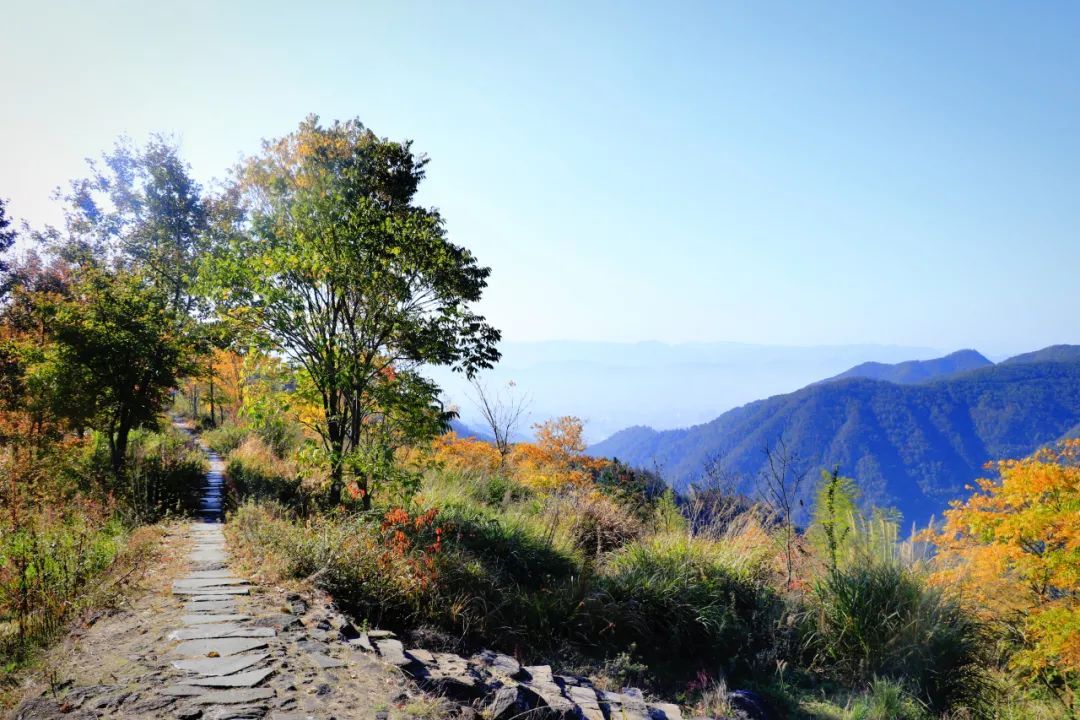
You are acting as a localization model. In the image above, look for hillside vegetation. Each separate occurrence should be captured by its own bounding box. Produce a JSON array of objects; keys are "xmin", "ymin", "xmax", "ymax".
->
[
  {"xmin": 590, "ymin": 355, "xmax": 1080, "ymax": 524},
  {"xmin": 1, "ymin": 120, "xmax": 1077, "ymax": 719}
]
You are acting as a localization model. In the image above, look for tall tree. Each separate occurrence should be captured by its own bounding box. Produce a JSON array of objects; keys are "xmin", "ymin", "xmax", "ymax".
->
[
  {"xmin": 210, "ymin": 116, "xmax": 500, "ymax": 506},
  {"xmin": 46, "ymin": 267, "xmax": 195, "ymax": 475},
  {"xmin": 48, "ymin": 135, "xmax": 216, "ymax": 315}
]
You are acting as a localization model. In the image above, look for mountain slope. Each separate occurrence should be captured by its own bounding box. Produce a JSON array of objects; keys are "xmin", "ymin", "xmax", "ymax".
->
[
  {"xmin": 589, "ymin": 360, "xmax": 1080, "ymax": 524},
  {"xmin": 822, "ymin": 349, "xmax": 992, "ymax": 385},
  {"xmin": 1001, "ymin": 344, "xmax": 1080, "ymax": 366}
]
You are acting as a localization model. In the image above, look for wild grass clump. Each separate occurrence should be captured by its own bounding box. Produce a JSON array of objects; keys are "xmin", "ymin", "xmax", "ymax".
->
[
  {"xmin": 225, "ymin": 437, "xmax": 306, "ymax": 509},
  {"xmin": 848, "ymin": 678, "xmax": 928, "ymax": 720},
  {"xmin": 807, "ymin": 563, "xmax": 990, "ymax": 716},
  {"xmin": 581, "ymin": 530, "xmax": 779, "ymax": 681}
]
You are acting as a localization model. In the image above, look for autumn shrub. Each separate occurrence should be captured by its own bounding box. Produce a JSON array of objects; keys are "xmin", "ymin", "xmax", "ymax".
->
[
  {"xmin": 565, "ymin": 490, "xmax": 644, "ymax": 557},
  {"xmin": 226, "ymin": 436, "xmax": 305, "ymax": 509},
  {"xmin": 806, "ymin": 563, "xmax": 990, "ymax": 716}
]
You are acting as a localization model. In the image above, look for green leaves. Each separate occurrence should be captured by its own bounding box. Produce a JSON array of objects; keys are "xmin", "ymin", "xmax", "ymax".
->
[{"xmin": 207, "ymin": 116, "xmax": 502, "ymax": 505}]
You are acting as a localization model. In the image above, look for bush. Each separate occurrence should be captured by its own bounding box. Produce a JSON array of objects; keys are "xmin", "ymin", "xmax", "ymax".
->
[
  {"xmin": 849, "ymin": 678, "xmax": 928, "ymax": 720},
  {"xmin": 122, "ymin": 428, "xmax": 208, "ymax": 522},
  {"xmin": 0, "ymin": 498, "xmax": 125, "ymax": 664},
  {"xmin": 225, "ymin": 437, "xmax": 305, "ymax": 509},
  {"xmin": 581, "ymin": 532, "xmax": 778, "ymax": 681},
  {"xmin": 566, "ymin": 491, "xmax": 644, "ymax": 557},
  {"xmin": 807, "ymin": 563, "xmax": 990, "ymax": 716},
  {"xmin": 202, "ymin": 422, "xmax": 250, "ymax": 456}
]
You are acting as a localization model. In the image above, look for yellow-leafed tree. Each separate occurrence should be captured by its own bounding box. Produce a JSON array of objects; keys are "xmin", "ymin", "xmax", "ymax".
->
[{"xmin": 927, "ymin": 439, "xmax": 1080, "ymax": 709}]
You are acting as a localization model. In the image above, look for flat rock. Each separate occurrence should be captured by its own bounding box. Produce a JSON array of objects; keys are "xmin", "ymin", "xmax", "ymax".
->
[
  {"xmin": 174, "ymin": 637, "xmax": 270, "ymax": 657},
  {"xmin": 184, "ymin": 569, "xmax": 235, "ymax": 579},
  {"xmin": 523, "ymin": 681, "xmax": 575, "ymax": 716},
  {"xmin": 568, "ymin": 686, "xmax": 605, "ymax": 720},
  {"xmin": 365, "ymin": 629, "xmax": 396, "ymax": 639},
  {"xmin": 374, "ymin": 638, "xmax": 412, "ymax": 667},
  {"xmin": 185, "ymin": 600, "xmax": 238, "ymax": 613},
  {"xmin": 524, "ymin": 665, "xmax": 554, "ymax": 684},
  {"xmin": 349, "ymin": 634, "xmax": 374, "ymax": 652},
  {"xmin": 169, "ymin": 624, "xmax": 276, "ymax": 641},
  {"xmin": 182, "ymin": 614, "xmax": 251, "ymax": 625},
  {"xmin": 472, "ymin": 649, "xmax": 522, "ymax": 679},
  {"xmin": 193, "ymin": 689, "xmax": 275, "ymax": 705},
  {"xmin": 161, "ymin": 686, "xmax": 205, "ymax": 697},
  {"xmin": 620, "ymin": 688, "xmax": 651, "ymax": 720},
  {"xmin": 174, "ymin": 577, "xmax": 248, "ymax": 589},
  {"xmin": 648, "ymin": 702, "xmax": 684, "ymax": 720},
  {"xmin": 187, "ymin": 668, "xmax": 275, "ymax": 688},
  {"xmin": 173, "ymin": 586, "xmax": 250, "ymax": 596},
  {"xmin": 172, "ymin": 653, "xmax": 268, "ymax": 676},
  {"xmin": 483, "ymin": 686, "xmax": 522, "ymax": 720},
  {"xmin": 309, "ymin": 652, "xmax": 346, "ymax": 669}
]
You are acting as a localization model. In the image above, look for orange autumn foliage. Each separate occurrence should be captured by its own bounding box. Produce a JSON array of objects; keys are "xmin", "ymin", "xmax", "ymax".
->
[
  {"xmin": 926, "ymin": 439, "xmax": 1080, "ymax": 705},
  {"xmin": 511, "ymin": 416, "xmax": 606, "ymax": 491},
  {"xmin": 430, "ymin": 432, "xmax": 502, "ymax": 475}
]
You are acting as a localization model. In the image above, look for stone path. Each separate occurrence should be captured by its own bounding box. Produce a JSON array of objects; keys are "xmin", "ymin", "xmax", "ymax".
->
[{"xmin": 9, "ymin": 439, "xmax": 409, "ymax": 720}]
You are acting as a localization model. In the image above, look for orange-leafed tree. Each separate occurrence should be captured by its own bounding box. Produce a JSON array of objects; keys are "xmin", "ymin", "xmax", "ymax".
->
[
  {"xmin": 512, "ymin": 416, "xmax": 605, "ymax": 491},
  {"xmin": 926, "ymin": 439, "xmax": 1080, "ymax": 710}
]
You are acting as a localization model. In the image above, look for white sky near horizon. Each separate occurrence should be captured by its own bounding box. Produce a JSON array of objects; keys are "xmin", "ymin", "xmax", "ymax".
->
[{"xmin": 2, "ymin": 1, "xmax": 1079, "ymax": 358}]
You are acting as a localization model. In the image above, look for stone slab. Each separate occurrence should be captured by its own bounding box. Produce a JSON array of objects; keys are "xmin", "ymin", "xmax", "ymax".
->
[
  {"xmin": 174, "ymin": 637, "xmax": 270, "ymax": 657},
  {"xmin": 309, "ymin": 652, "xmax": 345, "ymax": 669},
  {"xmin": 169, "ymin": 624, "xmax": 276, "ymax": 641},
  {"xmin": 172, "ymin": 586, "xmax": 250, "ymax": 596},
  {"xmin": 172, "ymin": 653, "xmax": 268, "ymax": 676},
  {"xmin": 186, "ymin": 668, "xmax": 275, "ymax": 688},
  {"xmin": 182, "ymin": 614, "xmax": 251, "ymax": 625},
  {"xmin": 174, "ymin": 577, "xmax": 248, "ymax": 588},
  {"xmin": 185, "ymin": 600, "xmax": 238, "ymax": 613},
  {"xmin": 192, "ymin": 689, "xmax": 275, "ymax": 705}
]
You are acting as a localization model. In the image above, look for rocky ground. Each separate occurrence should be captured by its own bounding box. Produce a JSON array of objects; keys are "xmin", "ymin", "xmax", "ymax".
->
[{"xmin": 7, "ymin": 440, "xmax": 726, "ymax": 720}]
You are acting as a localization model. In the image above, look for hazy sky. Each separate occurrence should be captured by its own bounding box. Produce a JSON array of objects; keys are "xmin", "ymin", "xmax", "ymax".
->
[{"xmin": 3, "ymin": 1, "xmax": 1078, "ymax": 355}]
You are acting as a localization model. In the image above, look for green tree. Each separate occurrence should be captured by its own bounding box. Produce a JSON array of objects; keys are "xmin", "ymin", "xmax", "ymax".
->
[
  {"xmin": 46, "ymin": 267, "xmax": 196, "ymax": 475},
  {"xmin": 49, "ymin": 136, "xmax": 215, "ymax": 315},
  {"xmin": 209, "ymin": 116, "xmax": 500, "ymax": 506},
  {"xmin": 808, "ymin": 468, "xmax": 860, "ymax": 573}
]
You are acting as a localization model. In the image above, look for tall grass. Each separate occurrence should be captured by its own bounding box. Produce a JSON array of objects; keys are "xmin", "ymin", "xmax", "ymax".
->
[{"xmin": 806, "ymin": 563, "xmax": 991, "ymax": 716}]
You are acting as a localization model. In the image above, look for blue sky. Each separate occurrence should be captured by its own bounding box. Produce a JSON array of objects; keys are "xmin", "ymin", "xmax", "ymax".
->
[{"xmin": 3, "ymin": 1, "xmax": 1079, "ymax": 355}]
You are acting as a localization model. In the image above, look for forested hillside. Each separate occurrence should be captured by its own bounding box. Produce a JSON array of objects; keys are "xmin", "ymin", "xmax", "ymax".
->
[{"xmin": 590, "ymin": 357, "xmax": 1080, "ymax": 523}]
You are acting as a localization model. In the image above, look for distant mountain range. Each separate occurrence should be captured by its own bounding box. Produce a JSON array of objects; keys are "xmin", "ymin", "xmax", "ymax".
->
[
  {"xmin": 588, "ymin": 346, "xmax": 1080, "ymax": 525},
  {"xmin": 427, "ymin": 341, "xmax": 943, "ymax": 442}
]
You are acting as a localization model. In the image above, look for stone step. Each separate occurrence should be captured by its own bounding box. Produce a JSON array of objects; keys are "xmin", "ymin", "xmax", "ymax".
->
[
  {"xmin": 186, "ymin": 668, "xmax": 275, "ymax": 688},
  {"xmin": 174, "ymin": 637, "xmax": 270, "ymax": 658},
  {"xmin": 172, "ymin": 653, "xmax": 269, "ymax": 677},
  {"xmin": 181, "ymin": 614, "xmax": 251, "ymax": 625},
  {"xmin": 169, "ymin": 625, "xmax": 276, "ymax": 641}
]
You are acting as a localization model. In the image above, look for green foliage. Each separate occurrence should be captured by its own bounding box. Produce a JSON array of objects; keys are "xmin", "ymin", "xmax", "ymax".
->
[
  {"xmin": 207, "ymin": 116, "xmax": 499, "ymax": 507},
  {"xmin": 583, "ymin": 533, "xmax": 778, "ymax": 681},
  {"xmin": 45, "ymin": 267, "xmax": 198, "ymax": 475},
  {"xmin": 808, "ymin": 469, "xmax": 860, "ymax": 573},
  {"xmin": 806, "ymin": 563, "xmax": 990, "ymax": 716},
  {"xmin": 848, "ymin": 679, "xmax": 928, "ymax": 720},
  {"xmin": 202, "ymin": 422, "xmax": 250, "ymax": 456}
]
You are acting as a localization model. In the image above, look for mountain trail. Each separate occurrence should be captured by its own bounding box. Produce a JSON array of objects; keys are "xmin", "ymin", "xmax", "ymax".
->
[{"xmin": 8, "ymin": 436, "xmax": 408, "ymax": 720}]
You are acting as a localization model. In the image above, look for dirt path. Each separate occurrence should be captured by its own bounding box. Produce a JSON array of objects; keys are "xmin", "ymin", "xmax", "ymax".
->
[{"xmin": 9, "ymin": 440, "xmax": 410, "ymax": 720}]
